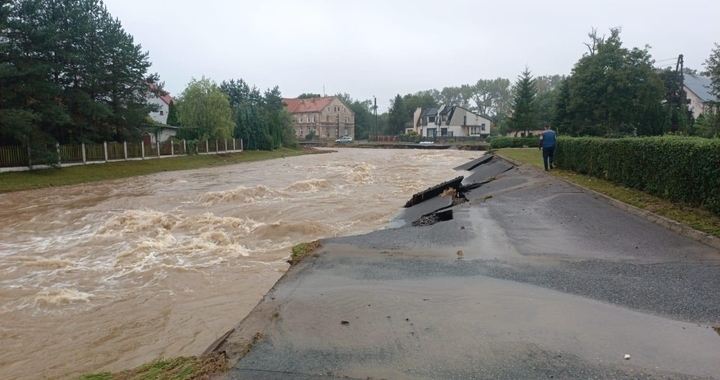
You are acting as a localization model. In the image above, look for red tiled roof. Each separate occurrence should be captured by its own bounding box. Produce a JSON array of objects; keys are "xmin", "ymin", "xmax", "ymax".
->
[
  {"xmin": 283, "ymin": 96, "xmax": 335, "ymax": 113},
  {"xmin": 147, "ymin": 82, "xmax": 174, "ymax": 105}
]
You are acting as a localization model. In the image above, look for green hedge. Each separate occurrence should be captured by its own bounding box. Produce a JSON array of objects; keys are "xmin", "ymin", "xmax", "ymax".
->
[
  {"xmin": 555, "ymin": 136, "xmax": 720, "ymax": 214},
  {"xmin": 490, "ymin": 137, "xmax": 539, "ymax": 149}
]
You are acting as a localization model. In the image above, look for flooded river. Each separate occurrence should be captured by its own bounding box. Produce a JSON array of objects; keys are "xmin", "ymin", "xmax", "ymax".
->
[{"xmin": 0, "ymin": 148, "xmax": 479, "ymax": 379}]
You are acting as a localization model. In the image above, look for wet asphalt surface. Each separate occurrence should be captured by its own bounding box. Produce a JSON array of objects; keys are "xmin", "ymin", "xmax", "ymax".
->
[{"xmin": 217, "ymin": 156, "xmax": 720, "ymax": 380}]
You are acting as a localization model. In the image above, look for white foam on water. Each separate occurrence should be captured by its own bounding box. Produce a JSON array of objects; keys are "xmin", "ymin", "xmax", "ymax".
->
[{"xmin": 34, "ymin": 288, "xmax": 93, "ymax": 305}]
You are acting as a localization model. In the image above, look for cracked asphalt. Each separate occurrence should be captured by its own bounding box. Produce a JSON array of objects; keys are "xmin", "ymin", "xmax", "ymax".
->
[{"xmin": 214, "ymin": 157, "xmax": 720, "ymax": 380}]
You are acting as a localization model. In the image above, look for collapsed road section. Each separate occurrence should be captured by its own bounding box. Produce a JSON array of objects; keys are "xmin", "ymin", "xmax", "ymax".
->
[{"xmin": 400, "ymin": 154, "xmax": 515, "ymax": 227}]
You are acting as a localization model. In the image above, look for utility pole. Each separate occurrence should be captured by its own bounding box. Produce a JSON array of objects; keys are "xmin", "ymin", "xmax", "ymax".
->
[
  {"xmin": 373, "ymin": 96, "xmax": 377, "ymax": 142},
  {"xmin": 669, "ymin": 54, "xmax": 685, "ymax": 132}
]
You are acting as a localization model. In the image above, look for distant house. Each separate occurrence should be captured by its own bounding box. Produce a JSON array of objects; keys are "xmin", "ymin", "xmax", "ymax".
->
[
  {"xmin": 142, "ymin": 126, "xmax": 179, "ymax": 144},
  {"xmin": 684, "ymin": 74, "xmax": 717, "ymax": 119},
  {"xmin": 408, "ymin": 106, "xmax": 491, "ymax": 138},
  {"xmin": 283, "ymin": 96, "xmax": 355, "ymax": 140},
  {"xmin": 147, "ymin": 83, "xmax": 174, "ymax": 125}
]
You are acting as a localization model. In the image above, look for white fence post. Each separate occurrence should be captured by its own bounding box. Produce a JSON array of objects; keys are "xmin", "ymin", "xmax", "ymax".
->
[
  {"xmin": 215, "ymin": 140, "xmax": 219, "ymax": 153},
  {"xmin": 241, "ymin": 139, "xmax": 243, "ymax": 151},
  {"xmin": 141, "ymin": 142, "xmax": 145, "ymax": 160},
  {"xmin": 156, "ymin": 141, "xmax": 160, "ymax": 157},
  {"xmin": 171, "ymin": 141, "xmax": 174, "ymax": 156},
  {"xmin": 56, "ymin": 143, "xmax": 61, "ymax": 167},
  {"xmin": 103, "ymin": 142, "xmax": 108, "ymax": 162},
  {"xmin": 205, "ymin": 140, "xmax": 209, "ymax": 154},
  {"xmin": 232, "ymin": 139, "xmax": 236, "ymax": 151},
  {"xmin": 224, "ymin": 139, "xmax": 228, "ymax": 152},
  {"xmin": 82, "ymin": 143, "xmax": 87, "ymax": 164},
  {"xmin": 27, "ymin": 146, "xmax": 32, "ymax": 170},
  {"xmin": 183, "ymin": 140, "xmax": 187, "ymax": 154},
  {"xmin": 124, "ymin": 141, "xmax": 128, "ymax": 160}
]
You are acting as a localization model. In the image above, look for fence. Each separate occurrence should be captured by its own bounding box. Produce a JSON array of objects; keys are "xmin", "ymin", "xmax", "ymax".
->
[
  {"xmin": 0, "ymin": 138, "xmax": 244, "ymax": 172},
  {"xmin": 375, "ymin": 135, "xmax": 487, "ymax": 143}
]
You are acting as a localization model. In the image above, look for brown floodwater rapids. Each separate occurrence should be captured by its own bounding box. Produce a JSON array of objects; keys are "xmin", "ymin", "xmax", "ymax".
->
[{"xmin": 0, "ymin": 148, "xmax": 480, "ymax": 380}]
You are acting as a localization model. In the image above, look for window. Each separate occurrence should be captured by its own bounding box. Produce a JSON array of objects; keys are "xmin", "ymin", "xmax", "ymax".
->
[
  {"xmin": 344, "ymin": 128, "xmax": 348, "ymax": 136},
  {"xmin": 428, "ymin": 116, "xmax": 436, "ymax": 123},
  {"xmin": 345, "ymin": 117, "xmax": 349, "ymax": 123},
  {"xmin": 298, "ymin": 117, "xmax": 303, "ymax": 123},
  {"xmin": 160, "ymin": 111, "xmax": 164, "ymax": 116},
  {"xmin": 306, "ymin": 116, "xmax": 310, "ymax": 123},
  {"xmin": 463, "ymin": 116, "xmax": 467, "ymax": 125},
  {"xmin": 481, "ymin": 123, "xmax": 486, "ymax": 131},
  {"xmin": 300, "ymin": 128, "xmax": 304, "ymax": 135}
]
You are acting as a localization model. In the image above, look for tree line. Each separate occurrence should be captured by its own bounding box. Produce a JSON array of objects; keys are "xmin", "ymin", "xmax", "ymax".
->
[
  {"xmin": 378, "ymin": 28, "xmax": 720, "ymax": 139},
  {"xmin": 0, "ymin": 0, "xmax": 166, "ymax": 162},
  {"xmin": 172, "ymin": 77, "xmax": 297, "ymax": 151}
]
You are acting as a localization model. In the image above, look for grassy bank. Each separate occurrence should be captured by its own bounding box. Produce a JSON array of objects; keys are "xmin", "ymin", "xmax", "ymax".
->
[
  {"xmin": 496, "ymin": 148, "xmax": 720, "ymax": 239},
  {"xmin": 76, "ymin": 353, "xmax": 227, "ymax": 380},
  {"xmin": 0, "ymin": 148, "xmax": 320, "ymax": 193}
]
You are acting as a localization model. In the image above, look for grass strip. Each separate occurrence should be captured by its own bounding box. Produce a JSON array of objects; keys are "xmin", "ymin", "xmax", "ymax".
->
[
  {"xmin": 288, "ymin": 240, "xmax": 322, "ymax": 265},
  {"xmin": 496, "ymin": 148, "xmax": 720, "ymax": 239},
  {"xmin": 0, "ymin": 148, "xmax": 320, "ymax": 193},
  {"xmin": 75, "ymin": 352, "xmax": 228, "ymax": 380}
]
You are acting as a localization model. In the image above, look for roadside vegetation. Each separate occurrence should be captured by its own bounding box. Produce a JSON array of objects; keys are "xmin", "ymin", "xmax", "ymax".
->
[
  {"xmin": 75, "ymin": 353, "xmax": 227, "ymax": 380},
  {"xmin": 496, "ymin": 148, "xmax": 720, "ymax": 239},
  {"xmin": 0, "ymin": 148, "xmax": 319, "ymax": 193},
  {"xmin": 288, "ymin": 241, "xmax": 322, "ymax": 265}
]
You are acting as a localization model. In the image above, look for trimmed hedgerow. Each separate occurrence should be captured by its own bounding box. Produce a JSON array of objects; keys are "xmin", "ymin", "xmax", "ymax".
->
[
  {"xmin": 555, "ymin": 136, "xmax": 720, "ymax": 214},
  {"xmin": 489, "ymin": 137, "xmax": 540, "ymax": 149}
]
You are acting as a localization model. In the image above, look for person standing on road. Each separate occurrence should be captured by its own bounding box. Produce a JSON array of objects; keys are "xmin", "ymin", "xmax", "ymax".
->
[{"xmin": 538, "ymin": 124, "xmax": 556, "ymax": 171}]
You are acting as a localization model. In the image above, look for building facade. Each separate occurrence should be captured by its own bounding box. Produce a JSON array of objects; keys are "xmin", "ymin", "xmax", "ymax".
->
[
  {"xmin": 283, "ymin": 96, "xmax": 355, "ymax": 140},
  {"xmin": 684, "ymin": 74, "xmax": 716, "ymax": 119},
  {"xmin": 408, "ymin": 106, "xmax": 491, "ymax": 138}
]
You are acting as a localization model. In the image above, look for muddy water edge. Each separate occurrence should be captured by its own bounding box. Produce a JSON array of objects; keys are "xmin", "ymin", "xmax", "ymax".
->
[{"xmin": 0, "ymin": 148, "xmax": 481, "ymax": 380}]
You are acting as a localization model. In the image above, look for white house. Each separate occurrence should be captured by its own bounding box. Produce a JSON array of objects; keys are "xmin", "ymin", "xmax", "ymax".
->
[
  {"xmin": 684, "ymin": 74, "xmax": 716, "ymax": 119},
  {"xmin": 146, "ymin": 83, "xmax": 174, "ymax": 125},
  {"xmin": 408, "ymin": 106, "xmax": 491, "ymax": 138}
]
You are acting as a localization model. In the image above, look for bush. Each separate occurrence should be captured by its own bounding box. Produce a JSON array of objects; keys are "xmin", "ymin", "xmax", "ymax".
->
[
  {"xmin": 489, "ymin": 137, "xmax": 539, "ymax": 149},
  {"xmin": 555, "ymin": 136, "xmax": 720, "ymax": 214}
]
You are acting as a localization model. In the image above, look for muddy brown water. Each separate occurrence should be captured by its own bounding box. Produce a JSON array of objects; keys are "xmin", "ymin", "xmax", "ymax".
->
[{"xmin": 0, "ymin": 148, "xmax": 480, "ymax": 380}]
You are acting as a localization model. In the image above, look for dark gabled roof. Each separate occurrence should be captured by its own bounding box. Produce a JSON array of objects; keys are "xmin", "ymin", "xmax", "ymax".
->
[
  {"xmin": 439, "ymin": 106, "xmax": 453, "ymax": 115},
  {"xmin": 422, "ymin": 108, "xmax": 439, "ymax": 117},
  {"xmin": 684, "ymin": 74, "xmax": 715, "ymax": 102}
]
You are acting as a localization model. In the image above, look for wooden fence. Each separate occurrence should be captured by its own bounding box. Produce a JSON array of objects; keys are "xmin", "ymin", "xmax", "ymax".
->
[{"xmin": 0, "ymin": 138, "xmax": 244, "ymax": 171}]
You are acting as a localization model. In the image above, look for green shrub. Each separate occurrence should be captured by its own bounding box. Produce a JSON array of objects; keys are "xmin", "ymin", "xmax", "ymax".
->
[
  {"xmin": 489, "ymin": 137, "xmax": 539, "ymax": 149},
  {"xmin": 555, "ymin": 136, "xmax": 720, "ymax": 214}
]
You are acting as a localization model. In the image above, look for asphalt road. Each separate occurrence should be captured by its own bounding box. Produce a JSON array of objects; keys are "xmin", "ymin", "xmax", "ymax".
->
[{"xmin": 215, "ymin": 157, "xmax": 720, "ymax": 380}]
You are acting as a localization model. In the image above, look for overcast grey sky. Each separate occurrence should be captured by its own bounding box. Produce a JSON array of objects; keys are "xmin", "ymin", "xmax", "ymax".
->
[{"xmin": 105, "ymin": 0, "xmax": 720, "ymax": 110}]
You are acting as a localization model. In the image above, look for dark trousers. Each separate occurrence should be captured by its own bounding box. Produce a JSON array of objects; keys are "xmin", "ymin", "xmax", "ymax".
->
[{"xmin": 542, "ymin": 146, "xmax": 555, "ymax": 170}]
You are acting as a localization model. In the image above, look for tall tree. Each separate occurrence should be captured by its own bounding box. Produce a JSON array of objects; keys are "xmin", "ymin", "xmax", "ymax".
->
[
  {"xmin": 387, "ymin": 94, "xmax": 408, "ymax": 134},
  {"xmin": 166, "ymin": 100, "xmax": 179, "ymax": 126},
  {"xmin": 0, "ymin": 0, "xmax": 161, "ymax": 160},
  {"xmin": 558, "ymin": 28, "xmax": 665, "ymax": 136},
  {"xmin": 705, "ymin": 43, "xmax": 720, "ymax": 105},
  {"xmin": 176, "ymin": 77, "xmax": 235, "ymax": 140},
  {"xmin": 700, "ymin": 43, "xmax": 720, "ymax": 137},
  {"xmin": 220, "ymin": 79, "xmax": 296, "ymax": 150},
  {"xmin": 507, "ymin": 67, "xmax": 538, "ymax": 136}
]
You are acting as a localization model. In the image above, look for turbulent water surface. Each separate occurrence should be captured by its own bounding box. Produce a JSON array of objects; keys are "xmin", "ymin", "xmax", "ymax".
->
[{"xmin": 0, "ymin": 148, "xmax": 479, "ymax": 379}]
